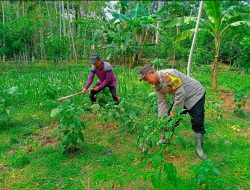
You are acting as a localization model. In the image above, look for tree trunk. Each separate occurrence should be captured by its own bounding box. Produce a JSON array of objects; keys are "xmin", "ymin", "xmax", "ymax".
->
[
  {"xmin": 212, "ymin": 38, "xmax": 220, "ymax": 91},
  {"xmin": 187, "ymin": 0, "xmax": 203, "ymax": 76},
  {"xmin": 61, "ymin": 1, "xmax": 66, "ymax": 37},
  {"xmin": 22, "ymin": 1, "xmax": 25, "ymax": 16},
  {"xmin": 67, "ymin": 1, "xmax": 78, "ymax": 63},
  {"xmin": 137, "ymin": 29, "xmax": 148, "ymax": 65},
  {"xmin": 128, "ymin": 52, "xmax": 135, "ymax": 68},
  {"xmin": 59, "ymin": 1, "xmax": 62, "ymax": 38},
  {"xmin": 155, "ymin": 1, "xmax": 162, "ymax": 44},
  {"xmin": 45, "ymin": 1, "xmax": 52, "ymax": 31},
  {"xmin": 172, "ymin": 25, "xmax": 180, "ymax": 68},
  {"xmin": 16, "ymin": 2, "xmax": 19, "ymax": 19},
  {"xmin": 2, "ymin": 1, "xmax": 5, "ymax": 62}
]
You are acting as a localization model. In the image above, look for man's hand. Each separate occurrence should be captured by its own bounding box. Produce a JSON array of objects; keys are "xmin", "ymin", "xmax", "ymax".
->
[
  {"xmin": 81, "ymin": 88, "xmax": 88, "ymax": 94},
  {"xmin": 93, "ymin": 86, "xmax": 100, "ymax": 91},
  {"xmin": 168, "ymin": 111, "xmax": 175, "ymax": 119}
]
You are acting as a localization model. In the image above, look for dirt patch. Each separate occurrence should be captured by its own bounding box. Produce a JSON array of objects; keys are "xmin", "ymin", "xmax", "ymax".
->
[
  {"xmin": 32, "ymin": 123, "xmax": 58, "ymax": 147},
  {"xmin": 0, "ymin": 163, "xmax": 7, "ymax": 171},
  {"xmin": 238, "ymin": 128, "xmax": 250, "ymax": 140},
  {"xmin": 97, "ymin": 122, "xmax": 118, "ymax": 130},
  {"xmin": 7, "ymin": 149, "xmax": 16, "ymax": 155},
  {"xmin": 220, "ymin": 92, "xmax": 250, "ymax": 112},
  {"xmin": 166, "ymin": 155, "xmax": 185, "ymax": 165}
]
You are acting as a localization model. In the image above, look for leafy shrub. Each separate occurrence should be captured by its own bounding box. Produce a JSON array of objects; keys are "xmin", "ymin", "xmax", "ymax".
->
[
  {"xmin": 138, "ymin": 111, "xmax": 187, "ymax": 189},
  {"xmin": 232, "ymin": 36, "xmax": 250, "ymax": 73},
  {"xmin": 151, "ymin": 58, "xmax": 167, "ymax": 70},
  {"xmin": 45, "ymin": 36, "xmax": 70, "ymax": 63},
  {"xmin": 142, "ymin": 44, "xmax": 165, "ymax": 59},
  {"xmin": 196, "ymin": 161, "xmax": 220, "ymax": 190},
  {"xmin": 50, "ymin": 101, "xmax": 86, "ymax": 153},
  {"xmin": 205, "ymin": 99, "xmax": 224, "ymax": 119},
  {"xmin": 10, "ymin": 149, "xmax": 30, "ymax": 169},
  {"xmin": 0, "ymin": 87, "xmax": 18, "ymax": 127},
  {"xmin": 233, "ymin": 92, "xmax": 248, "ymax": 117},
  {"xmin": 43, "ymin": 84, "xmax": 60, "ymax": 110},
  {"xmin": 98, "ymin": 100, "xmax": 140, "ymax": 133}
]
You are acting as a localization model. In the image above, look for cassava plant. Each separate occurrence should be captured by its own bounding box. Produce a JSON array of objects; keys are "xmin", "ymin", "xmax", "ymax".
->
[
  {"xmin": 138, "ymin": 110, "xmax": 186, "ymax": 189},
  {"xmin": 50, "ymin": 101, "xmax": 86, "ymax": 153}
]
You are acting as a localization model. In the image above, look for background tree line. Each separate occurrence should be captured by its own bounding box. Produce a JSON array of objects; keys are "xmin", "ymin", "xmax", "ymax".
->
[{"xmin": 0, "ymin": 1, "xmax": 249, "ymax": 89}]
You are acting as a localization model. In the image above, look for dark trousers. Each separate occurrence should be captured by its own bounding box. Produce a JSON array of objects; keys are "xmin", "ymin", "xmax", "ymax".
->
[
  {"xmin": 90, "ymin": 83, "xmax": 119, "ymax": 103},
  {"xmin": 169, "ymin": 93, "xmax": 206, "ymax": 134}
]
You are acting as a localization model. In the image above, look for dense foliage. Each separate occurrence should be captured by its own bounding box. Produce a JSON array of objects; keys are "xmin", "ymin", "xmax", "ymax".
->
[
  {"xmin": 0, "ymin": 1, "xmax": 249, "ymax": 189},
  {"xmin": 0, "ymin": 1, "xmax": 249, "ymax": 69}
]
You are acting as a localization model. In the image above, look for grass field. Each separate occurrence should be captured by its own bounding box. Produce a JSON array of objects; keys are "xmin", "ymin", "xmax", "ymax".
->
[{"xmin": 0, "ymin": 62, "xmax": 249, "ymax": 190}]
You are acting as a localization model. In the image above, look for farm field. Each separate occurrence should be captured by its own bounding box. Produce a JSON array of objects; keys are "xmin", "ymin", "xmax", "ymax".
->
[
  {"xmin": 1, "ymin": 1, "xmax": 249, "ymax": 189},
  {"xmin": 0, "ymin": 63, "xmax": 249, "ymax": 190}
]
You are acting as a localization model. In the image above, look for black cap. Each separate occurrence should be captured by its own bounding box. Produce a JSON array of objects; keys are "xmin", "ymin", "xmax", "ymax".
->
[
  {"xmin": 89, "ymin": 53, "xmax": 101, "ymax": 64},
  {"xmin": 139, "ymin": 66, "xmax": 154, "ymax": 81}
]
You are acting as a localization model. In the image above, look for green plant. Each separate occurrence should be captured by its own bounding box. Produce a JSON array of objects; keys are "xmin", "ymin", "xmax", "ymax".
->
[
  {"xmin": 0, "ymin": 86, "xmax": 18, "ymax": 127},
  {"xmin": 43, "ymin": 84, "xmax": 60, "ymax": 111},
  {"xmin": 45, "ymin": 36, "xmax": 71, "ymax": 64},
  {"xmin": 98, "ymin": 100, "xmax": 140, "ymax": 133},
  {"xmin": 146, "ymin": 147, "xmax": 178, "ymax": 190},
  {"xmin": 50, "ymin": 101, "xmax": 86, "ymax": 153},
  {"xmin": 205, "ymin": 99, "xmax": 224, "ymax": 119},
  {"xmin": 138, "ymin": 111, "xmax": 186, "ymax": 189},
  {"xmin": 168, "ymin": 1, "xmax": 250, "ymax": 90},
  {"xmin": 196, "ymin": 161, "xmax": 220, "ymax": 190},
  {"xmin": 233, "ymin": 92, "xmax": 247, "ymax": 117},
  {"xmin": 10, "ymin": 148, "xmax": 30, "ymax": 169}
]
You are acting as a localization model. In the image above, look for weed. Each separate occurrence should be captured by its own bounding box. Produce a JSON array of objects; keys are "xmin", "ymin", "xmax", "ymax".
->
[{"xmin": 10, "ymin": 148, "xmax": 30, "ymax": 169}]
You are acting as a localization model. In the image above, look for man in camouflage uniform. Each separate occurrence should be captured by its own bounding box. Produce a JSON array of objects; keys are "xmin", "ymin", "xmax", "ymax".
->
[{"xmin": 139, "ymin": 66, "xmax": 207, "ymax": 160}]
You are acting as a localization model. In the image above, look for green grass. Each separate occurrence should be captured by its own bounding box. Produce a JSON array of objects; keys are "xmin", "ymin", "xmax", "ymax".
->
[{"xmin": 0, "ymin": 63, "xmax": 249, "ymax": 189}]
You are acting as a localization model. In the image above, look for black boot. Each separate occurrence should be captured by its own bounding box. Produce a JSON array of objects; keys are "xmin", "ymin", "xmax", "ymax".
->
[{"xmin": 195, "ymin": 133, "xmax": 207, "ymax": 160}]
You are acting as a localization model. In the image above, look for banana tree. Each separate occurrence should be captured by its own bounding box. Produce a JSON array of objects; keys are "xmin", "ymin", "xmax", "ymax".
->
[
  {"xmin": 203, "ymin": 1, "xmax": 249, "ymax": 91},
  {"xmin": 167, "ymin": 1, "xmax": 249, "ymax": 91},
  {"xmin": 108, "ymin": 2, "xmax": 160, "ymax": 67}
]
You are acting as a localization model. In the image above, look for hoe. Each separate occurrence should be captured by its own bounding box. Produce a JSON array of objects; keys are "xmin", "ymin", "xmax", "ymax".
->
[{"xmin": 57, "ymin": 88, "xmax": 94, "ymax": 103}]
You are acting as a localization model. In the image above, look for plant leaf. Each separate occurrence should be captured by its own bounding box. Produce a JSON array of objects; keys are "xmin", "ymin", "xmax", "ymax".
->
[
  {"xmin": 163, "ymin": 17, "xmax": 196, "ymax": 27},
  {"xmin": 204, "ymin": 1, "xmax": 221, "ymax": 26},
  {"xmin": 229, "ymin": 20, "xmax": 250, "ymax": 27},
  {"xmin": 174, "ymin": 29, "xmax": 195, "ymax": 42},
  {"xmin": 5, "ymin": 87, "xmax": 18, "ymax": 95},
  {"xmin": 50, "ymin": 107, "xmax": 61, "ymax": 118}
]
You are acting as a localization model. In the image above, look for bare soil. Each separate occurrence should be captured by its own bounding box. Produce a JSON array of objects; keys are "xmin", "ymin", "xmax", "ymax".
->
[{"xmin": 220, "ymin": 92, "xmax": 250, "ymax": 112}]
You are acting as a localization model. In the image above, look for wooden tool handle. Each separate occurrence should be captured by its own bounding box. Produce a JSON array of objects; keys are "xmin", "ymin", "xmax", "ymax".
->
[
  {"xmin": 57, "ymin": 92, "xmax": 82, "ymax": 102},
  {"xmin": 57, "ymin": 88, "xmax": 94, "ymax": 102}
]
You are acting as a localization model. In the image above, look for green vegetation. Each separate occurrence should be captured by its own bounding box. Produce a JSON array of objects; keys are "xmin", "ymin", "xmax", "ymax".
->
[
  {"xmin": 0, "ymin": 1, "xmax": 249, "ymax": 189},
  {"xmin": 0, "ymin": 63, "xmax": 249, "ymax": 189},
  {"xmin": 0, "ymin": 86, "xmax": 18, "ymax": 126},
  {"xmin": 50, "ymin": 101, "xmax": 86, "ymax": 153}
]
